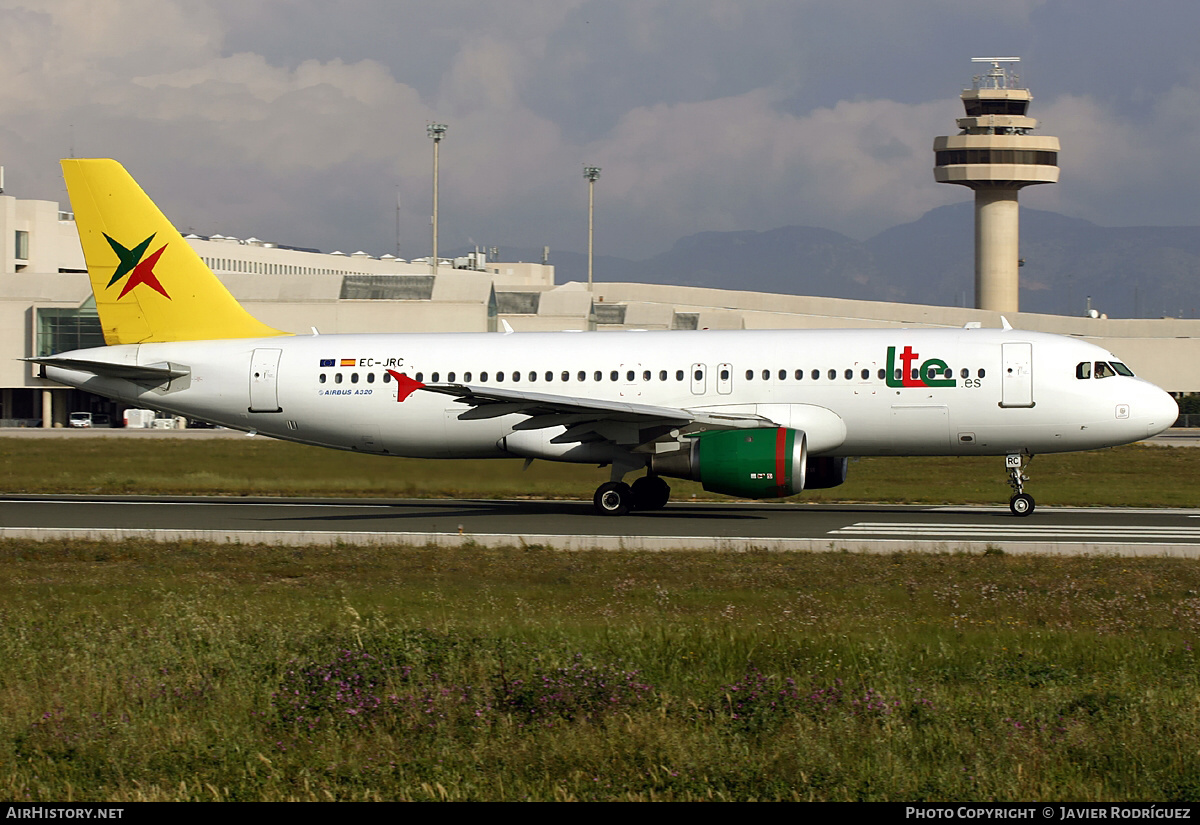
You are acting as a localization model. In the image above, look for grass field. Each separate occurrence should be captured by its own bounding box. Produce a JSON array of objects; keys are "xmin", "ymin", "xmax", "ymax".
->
[
  {"xmin": 1, "ymin": 436, "xmax": 1197, "ymax": 801},
  {"xmin": 1, "ymin": 435, "xmax": 1197, "ymax": 507},
  {"xmin": 0, "ymin": 540, "xmax": 1198, "ymax": 801}
]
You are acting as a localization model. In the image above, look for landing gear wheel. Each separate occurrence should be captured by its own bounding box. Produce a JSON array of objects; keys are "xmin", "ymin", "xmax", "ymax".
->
[
  {"xmin": 1009, "ymin": 493, "xmax": 1035, "ymax": 517},
  {"xmin": 594, "ymin": 481, "xmax": 633, "ymax": 516},
  {"xmin": 631, "ymin": 476, "xmax": 671, "ymax": 510},
  {"xmin": 1005, "ymin": 453, "xmax": 1035, "ymax": 517}
]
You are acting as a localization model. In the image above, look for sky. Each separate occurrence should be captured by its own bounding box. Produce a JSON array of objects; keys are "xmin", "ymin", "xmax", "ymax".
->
[{"xmin": 1, "ymin": 0, "xmax": 1197, "ymax": 262}]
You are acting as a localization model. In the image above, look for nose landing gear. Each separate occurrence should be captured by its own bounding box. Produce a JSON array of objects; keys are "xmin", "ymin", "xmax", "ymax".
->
[{"xmin": 1006, "ymin": 453, "xmax": 1035, "ymax": 517}]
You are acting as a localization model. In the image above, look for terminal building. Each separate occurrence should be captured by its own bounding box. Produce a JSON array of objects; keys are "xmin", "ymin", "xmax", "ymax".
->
[{"xmin": 3, "ymin": 184, "xmax": 1197, "ymax": 428}]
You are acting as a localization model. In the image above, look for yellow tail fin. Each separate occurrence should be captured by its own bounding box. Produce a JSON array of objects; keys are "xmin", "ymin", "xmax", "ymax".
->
[{"xmin": 61, "ymin": 159, "xmax": 288, "ymax": 345}]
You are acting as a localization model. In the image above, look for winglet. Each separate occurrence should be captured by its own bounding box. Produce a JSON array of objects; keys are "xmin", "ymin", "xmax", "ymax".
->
[{"xmin": 61, "ymin": 159, "xmax": 289, "ymax": 345}]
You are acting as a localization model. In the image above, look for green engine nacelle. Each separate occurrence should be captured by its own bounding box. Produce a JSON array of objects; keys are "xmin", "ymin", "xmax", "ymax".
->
[{"xmin": 651, "ymin": 427, "xmax": 808, "ymax": 499}]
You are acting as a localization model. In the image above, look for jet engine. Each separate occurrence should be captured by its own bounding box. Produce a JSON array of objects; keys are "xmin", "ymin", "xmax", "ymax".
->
[
  {"xmin": 804, "ymin": 456, "xmax": 849, "ymax": 489},
  {"xmin": 650, "ymin": 427, "xmax": 807, "ymax": 499}
]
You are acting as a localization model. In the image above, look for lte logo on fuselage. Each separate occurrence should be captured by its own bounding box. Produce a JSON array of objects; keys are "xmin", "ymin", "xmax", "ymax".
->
[{"xmin": 884, "ymin": 346, "xmax": 956, "ymax": 389}]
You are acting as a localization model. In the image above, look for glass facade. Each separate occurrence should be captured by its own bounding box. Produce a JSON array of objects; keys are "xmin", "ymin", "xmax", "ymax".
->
[
  {"xmin": 36, "ymin": 307, "xmax": 105, "ymax": 357},
  {"xmin": 935, "ymin": 149, "xmax": 1058, "ymax": 167}
]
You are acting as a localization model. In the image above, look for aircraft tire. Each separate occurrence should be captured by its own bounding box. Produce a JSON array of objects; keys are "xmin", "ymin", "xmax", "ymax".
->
[
  {"xmin": 594, "ymin": 481, "xmax": 633, "ymax": 516},
  {"xmin": 1009, "ymin": 493, "xmax": 1035, "ymax": 517},
  {"xmin": 631, "ymin": 476, "xmax": 671, "ymax": 510}
]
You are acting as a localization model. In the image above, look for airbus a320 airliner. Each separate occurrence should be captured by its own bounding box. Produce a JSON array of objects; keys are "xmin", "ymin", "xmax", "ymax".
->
[{"xmin": 32, "ymin": 159, "xmax": 1178, "ymax": 516}]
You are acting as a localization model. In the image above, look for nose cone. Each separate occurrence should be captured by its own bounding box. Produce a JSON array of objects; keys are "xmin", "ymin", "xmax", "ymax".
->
[{"xmin": 1143, "ymin": 388, "xmax": 1179, "ymax": 437}]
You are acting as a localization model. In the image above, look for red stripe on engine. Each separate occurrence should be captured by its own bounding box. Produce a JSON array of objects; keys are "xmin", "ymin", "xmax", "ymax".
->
[{"xmin": 775, "ymin": 427, "xmax": 788, "ymax": 491}]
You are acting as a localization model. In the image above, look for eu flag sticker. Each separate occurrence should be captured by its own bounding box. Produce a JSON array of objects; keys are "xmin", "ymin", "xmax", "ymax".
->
[{"xmin": 319, "ymin": 358, "xmax": 335, "ymax": 367}]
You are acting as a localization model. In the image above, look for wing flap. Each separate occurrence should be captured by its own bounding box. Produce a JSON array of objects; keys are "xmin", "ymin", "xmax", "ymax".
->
[{"xmin": 421, "ymin": 382, "xmax": 773, "ymax": 449}]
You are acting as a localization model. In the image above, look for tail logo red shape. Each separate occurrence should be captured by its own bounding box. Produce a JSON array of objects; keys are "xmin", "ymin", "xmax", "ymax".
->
[{"xmin": 387, "ymin": 369, "xmax": 425, "ymax": 402}]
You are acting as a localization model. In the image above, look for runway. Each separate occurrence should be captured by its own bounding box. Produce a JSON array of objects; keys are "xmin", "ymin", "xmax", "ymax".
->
[{"xmin": 3, "ymin": 495, "xmax": 1200, "ymax": 556}]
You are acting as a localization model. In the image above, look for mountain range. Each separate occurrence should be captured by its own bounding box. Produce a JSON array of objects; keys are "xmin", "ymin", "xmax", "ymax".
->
[{"xmin": 473, "ymin": 204, "xmax": 1200, "ymax": 319}]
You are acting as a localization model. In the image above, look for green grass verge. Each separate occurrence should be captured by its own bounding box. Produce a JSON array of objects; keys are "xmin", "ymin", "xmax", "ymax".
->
[
  {"xmin": 1, "ymin": 540, "xmax": 1198, "ymax": 801},
  {"xmin": 1, "ymin": 436, "xmax": 1197, "ymax": 506}
]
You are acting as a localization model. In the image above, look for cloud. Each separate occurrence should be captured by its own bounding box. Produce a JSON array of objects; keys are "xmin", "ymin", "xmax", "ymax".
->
[{"xmin": 0, "ymin": 0, "xmax": 1195, "ymax": 263}]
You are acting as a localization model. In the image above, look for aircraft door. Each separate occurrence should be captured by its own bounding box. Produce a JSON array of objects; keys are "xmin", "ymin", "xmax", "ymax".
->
[
  {"xmin": 1000, "ymin": 343, "xmax": 1034, "ymax": 408},
  {"xmin": 690, "ymin": 363, "xmax": 707, "ymax": 395},
  {"xmin": 249, "ymin": 348, "xmax": 283, "ymax": 413},
  {"xmin": 619, "ymin": 363, "xmax": 642, "ymax": 397},
  {"xmin": 717, "ymin": 363, "xmax": 733, "ymax": 395}
]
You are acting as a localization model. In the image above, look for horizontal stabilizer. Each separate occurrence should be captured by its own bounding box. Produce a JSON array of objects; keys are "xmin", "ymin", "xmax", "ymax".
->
[{"xmin": 24, "ymin": 356, "xmax": 188, "ymax": 384}]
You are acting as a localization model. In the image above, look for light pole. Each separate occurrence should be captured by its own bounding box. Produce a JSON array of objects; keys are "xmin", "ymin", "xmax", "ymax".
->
[
  {"xmin": 427, "ymin": 123, "xmax": 448, "ymax": 274},
  {"xmin": 583, "ymin": 166, "xmax": 600, "ymax": 290}
]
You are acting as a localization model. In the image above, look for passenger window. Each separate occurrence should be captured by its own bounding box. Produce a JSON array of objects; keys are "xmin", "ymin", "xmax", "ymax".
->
[
  {"xmin": 694, "ymin": 369, "xmax": 703, "ymax": 381},
  {"xmin": 828, "ymin": 369, "xmax": 836, "ymax": 380},
  {"xmin": 496, "ymin": 371, "xmax": 504, "ymax": 382},
  {"xmin": 720, "ymin": 369, "xmax": 730, "ymax": 381},
  {"xmin": 611, "ymin": 371, "xmax": 619, "ymax": 381},
  {"xmin": 961, "ymin": 367, "xmax": 970, "ymax": 379},
  {"xmin": 746, "ymin": 370, "xmax": 754, "ymax": 380},
  {"xmin": 779, "ymin": 370, "xmax": 787, "ymax": 380},
  {"xmin": 480, "ymin": 371, "xmax": 489, "ymax": 382},
  {"xmin": 642, "ymin": 370, "xmax": 651, "ymax": 381},
  {"xmin": 844, "ymin": 369, "xmax": 853, "ymax": 380},
  {"xmin": 412, "ymin": 373, "xmax": 421, "ymax": 382},
  {"xmin": 528, "ymin": 372, "xmax": 537, "ymax": 382},
  {"xmin": 464, "ymin": 372, "xmax": 472, "ymax": 382},
  {"xmin": 1076, "ymin": 362, "xmax": 1091, "ymax": 379},
  {"xmin": 545, "ymin": 371, "xmax": 553, "ymax": 382},
  {"xmin": 447, "ymin": 372, "xmax": 455, "ymax": 382},
  {"xmin": 335, "ymin": 373, "xmax": 343, "ymax": 384},
  {"xmin": 319, "ymin": 374, "xmax": 327, "ymax": 384},
  {"xmin": 594, "ymin": 371, "xmax": 602, "ymax": 381},
  {"xmin": 577, "ymin": 371, "xmax": 586, "ymax": 382},
  {"xmin": 796, "ymin": 370, "xmax": 804, "ymax": 380},
  {"xmin": 367, "ymin": 373, "xmax": 375, "ymax": 384},
  {"xmin": 659, "ymin": 370, "xmax": 667, "ymax": 381},
  {"xmin": 811, "ymin": 369, "xmax": 819, "ymax": 380},
  {"xmin": 763, "ymin": 369, "xmax": 770, "ymax": 380},
  {"xmin": 562, "ymin": 371, "xmax": 570, "ymax": 382},
  {"xmin": 382, "ymin": 372, "xmax": 392, "ymax": 383},
  {"xmin": 626, "ymin": 370, "xmax": 635, "ymax": 381},
  {"xmin": 430, "ymin": 372, "xmax": 438, "ymax": 383},
  {"xmin": 877, "ymin": 369, "xmax": 885, "ymax": 380},
  {"xmin": 676, "ymin": 370, "xmax": 685, "ymax": 381}
]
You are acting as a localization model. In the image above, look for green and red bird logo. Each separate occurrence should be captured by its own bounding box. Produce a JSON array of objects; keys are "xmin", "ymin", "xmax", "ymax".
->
[{"xmin": 104, "ymin": 233, "xmax": 171, "ymax": 299}]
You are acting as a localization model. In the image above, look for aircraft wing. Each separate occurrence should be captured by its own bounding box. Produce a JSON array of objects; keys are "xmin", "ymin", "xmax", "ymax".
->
[{"xmin": 420, "ymin": 382, "xmax": 771, "ymax": 448}]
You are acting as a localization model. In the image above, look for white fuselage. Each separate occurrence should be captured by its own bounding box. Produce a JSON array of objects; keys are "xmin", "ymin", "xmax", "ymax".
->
[{"xmin": 45, "ymin": 327, "xmax": 1177, "ymax": 461}]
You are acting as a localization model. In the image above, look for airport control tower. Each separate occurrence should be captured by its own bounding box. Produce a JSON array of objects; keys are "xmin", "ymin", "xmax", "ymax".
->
[{"xmin": 933, "ymin": 58, "xmax": 1059, "ymax": 313}]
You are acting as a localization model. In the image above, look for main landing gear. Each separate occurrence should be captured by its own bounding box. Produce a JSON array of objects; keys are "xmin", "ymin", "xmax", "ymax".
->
[
  {"xmin": 593, "ymin": 475, "xmax": 671, "ymax": 516},
  {"xmin": 1006, "ymin": 453, "xmax": 1035, "ymax": 517}
]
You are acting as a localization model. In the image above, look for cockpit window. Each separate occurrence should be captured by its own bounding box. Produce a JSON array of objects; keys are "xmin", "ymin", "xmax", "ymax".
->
[
  {"xmin": 1111, "ymin": 362, "xmax": 1134, "ymax": 377},
  {"xmin": 1094, "ymin": 361, "xmax": 1116, "ymax": 379},
  {"xmin": 1076, "ymin": 361, "xmax": 1091, "ymax": 379}
]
